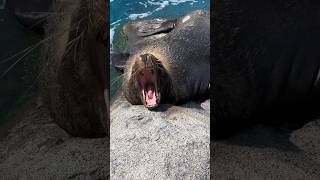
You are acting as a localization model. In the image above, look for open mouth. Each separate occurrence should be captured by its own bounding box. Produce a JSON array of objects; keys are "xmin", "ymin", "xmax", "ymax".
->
[{"xmin": 139, "ymin": 68, "xmax": 160, "ymax": 109}]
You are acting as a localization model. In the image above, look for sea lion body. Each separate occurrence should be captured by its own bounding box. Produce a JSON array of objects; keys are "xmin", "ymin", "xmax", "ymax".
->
[
  {"xmin": 122, "ymin": 10, "xmax": 210, "ymax": 109},
  {"xmin": 213, "ymin": 0, "xmax": 320, "ymax": 134}
]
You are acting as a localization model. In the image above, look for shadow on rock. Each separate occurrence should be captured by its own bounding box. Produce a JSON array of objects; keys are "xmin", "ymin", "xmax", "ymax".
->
[{"xmin": 212, "ymin": 103, "xmax": 320, "ymax": 152}]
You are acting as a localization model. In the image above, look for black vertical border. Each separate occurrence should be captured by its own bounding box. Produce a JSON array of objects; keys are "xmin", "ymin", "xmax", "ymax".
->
[
  {"xmin": 106, "ymin": 0, "xmax": 111, "ymax": 179},
  {"xmin": 210, "ymin": 0, "xmax": 215, "ymax": 178}
]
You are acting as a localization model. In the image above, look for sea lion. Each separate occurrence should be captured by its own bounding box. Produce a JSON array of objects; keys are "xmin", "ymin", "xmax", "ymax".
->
[
  {"xmin": 41, "ymin": 0, "xmax": 108, "ymax": 137},
  {"xmin": 212, "ymin": 0, "xmax": 320, "ymax": 136},
  {"xmin": 118, "ymin": 10, "xmax": 210, "ymax": 109}
]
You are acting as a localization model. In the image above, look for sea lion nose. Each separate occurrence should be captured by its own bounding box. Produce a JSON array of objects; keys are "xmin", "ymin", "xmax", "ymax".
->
[
  {"xmin": 140, "ymin": 54, "xmax": 146, "ymax": 64},
  {"xmin": 140, "ymin": 54, "xmax": 150, "ymax": 64}
]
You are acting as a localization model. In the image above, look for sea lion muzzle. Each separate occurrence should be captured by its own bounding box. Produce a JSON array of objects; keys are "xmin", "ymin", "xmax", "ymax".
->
[{"xmin": 137, "ymin": 54, "xmax": 161, "ymax": 109}]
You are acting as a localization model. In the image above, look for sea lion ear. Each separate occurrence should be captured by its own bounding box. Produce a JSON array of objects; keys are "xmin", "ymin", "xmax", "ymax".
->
[{"xmin": 110, "ymin": 52, "xmax": 130, "ymax": 73}]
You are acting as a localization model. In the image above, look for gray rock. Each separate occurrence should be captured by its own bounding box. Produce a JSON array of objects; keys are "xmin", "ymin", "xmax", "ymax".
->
[
  {"xmin": 0, "ymin": 99, "xmax": 109, "ymax": 180},
  {"xmin": 211, "ymin": 120, "xmax": 320, "ymax": 180},
  {"xmin": 110, "ymin": 99, "xmax": 210, "ymax": 179}
]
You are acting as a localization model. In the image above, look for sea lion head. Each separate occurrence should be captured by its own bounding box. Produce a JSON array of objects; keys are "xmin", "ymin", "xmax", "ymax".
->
[
  {"xmin": 43, "ymin": 0, "xmax": 109, "ymax": 137},
  {"xmin": 123, "ymin": 53, "xmax": 174, "ymax": 110}
]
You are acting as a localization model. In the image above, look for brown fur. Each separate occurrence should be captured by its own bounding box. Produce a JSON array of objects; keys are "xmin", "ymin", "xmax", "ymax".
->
[{"xmin": 41, "ymin": 0, "xmax": 108, "ymax": 137}]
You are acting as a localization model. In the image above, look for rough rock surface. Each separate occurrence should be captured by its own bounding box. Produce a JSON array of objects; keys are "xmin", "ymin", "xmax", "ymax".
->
[
  {"xmin": 2, "ymin": 96, "xmax": 320, "ymax": 180},
  {"xmin": 211, "ymin": 119, "xmax": 320, "ymax": 180},
  {"xmin": 0, "ymin": 98, "xmax": 109, "ymax": 180},
  {"xmin": 110, "ymin": 99, "xmax": 210, "ymax": 179}
]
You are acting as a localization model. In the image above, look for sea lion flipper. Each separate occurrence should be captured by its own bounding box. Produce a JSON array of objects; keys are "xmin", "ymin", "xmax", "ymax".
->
[
  {"xmin": 111, "ymin": 52, "xmax": 130, "ymax": 73},
  {"xmin": 136, "ymin": 19, "xmax": 176, "ymax": 37}
]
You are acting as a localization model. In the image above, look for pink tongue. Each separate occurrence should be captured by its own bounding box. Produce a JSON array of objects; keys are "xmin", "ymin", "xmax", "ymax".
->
[
  {"xmin": 147, "ymin": 89, "xmax": 154, "ymax": 99},
  {"xmin": 145, "ymin": 86, "xmax": 157, "ymax": 107}
]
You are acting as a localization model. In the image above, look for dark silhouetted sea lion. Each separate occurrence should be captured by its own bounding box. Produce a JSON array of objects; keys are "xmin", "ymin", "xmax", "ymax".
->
[
  {"xmin": 41, "ymin": 0, "xmax": 108, "ymax": 137},
  {"xmin": 116, "ymin": 10, "xmax": 210, "ymax": 109},
  {"xmin": 212, "ymin": 0, "xmax": 320, "ymax": 137}
]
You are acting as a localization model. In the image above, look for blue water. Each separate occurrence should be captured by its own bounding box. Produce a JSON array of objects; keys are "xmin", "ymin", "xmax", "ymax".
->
[{"xmin": 110, "ymin": 0, "xmax": 210, "ymax": 99}]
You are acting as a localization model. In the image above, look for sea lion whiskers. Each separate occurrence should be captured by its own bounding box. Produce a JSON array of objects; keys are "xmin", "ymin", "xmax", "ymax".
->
[
  {"xmin": 0, "ymin": 19, "xmax": 84, "ymax": 80},
  {"xmin": 0, "ymin": 10, "xmax": 91, "ymax": 108},
  {"xmin": 66, "ymin": 31, "xmax": 84, "ymax": 62},
  {"xmin": 111, "ymin": 73, "xmax": 125, "ymax": 87},
  {"xmin": 0, "ymin": 14, "xmax": 82, "ymax": 64},
  {"xmin": 27, "ymin": 10, "xmax": 87, "ymax": 30},
  {"xmin": 0, "ymin": 6, "xmax": 103, "ymax": 91}
]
